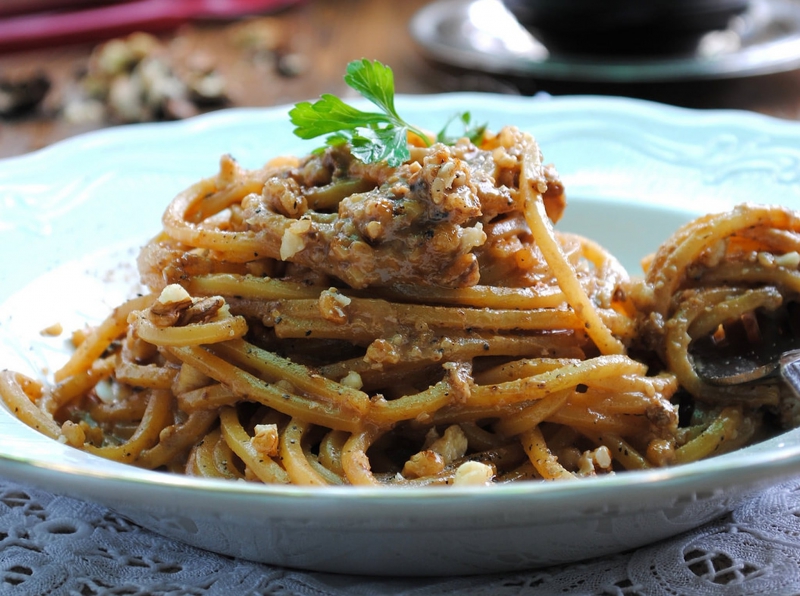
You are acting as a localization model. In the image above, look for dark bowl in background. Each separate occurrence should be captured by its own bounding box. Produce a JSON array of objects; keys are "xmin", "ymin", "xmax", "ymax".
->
[{"xmin": 502, "ymin": 0, "xmax": 751, "ymax": 56}]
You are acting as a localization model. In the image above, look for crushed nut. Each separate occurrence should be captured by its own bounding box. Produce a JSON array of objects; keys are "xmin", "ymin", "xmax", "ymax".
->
[
  {"xmin": 453, "ymin": 461, "xmax": 494, "ymax": 486},
  {"xmin": 280, "ymin": 218, "xmax": 312, "ymax": 260},
  {"xmin": 340, "ymin": 370, "xmax": 363, "ymax": 389},
  {"xmin": 251, "ymin": 423, "xmax": 279, "ymax": 457},
  {"xmin": 149, "ymin": 284, "xmax": 225, "ymax": 327},
  {"xmin": 318, "ymin": 288, "xmax": 351, "ymax": 324},
  {"xmin": 149, "ymin": 284, "xmax": 194, "ymax": 327},
  {"xmin": 178, "ymin": 296, "xmax": 226, "ymax": 326},
  {"xmin": 576, "ymin": 445, "xmax": 613, "ymax": 476},
  {"xmin": 427, "ymin": 424, "xmax": 468, "ymax": 463},
  {"xmin": 402, "ymin": 425, "xmax": 470, "ymax": 479},
  {"xmin": 364, "ymin": 338, "xmax": 401, "ymax": 365},
  {"xmin": 402, "ymin": 450, "xmax": 445, "ymax": 478},
  {"xmin": 63, "ymin": 31, "xmax": 228, "ymax": 125}
]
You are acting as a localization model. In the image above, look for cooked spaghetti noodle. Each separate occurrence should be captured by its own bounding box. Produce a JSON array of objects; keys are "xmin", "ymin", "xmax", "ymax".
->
[{"xmin": 2, "ymin": 125, "xmax": 798, "ymax": 486}]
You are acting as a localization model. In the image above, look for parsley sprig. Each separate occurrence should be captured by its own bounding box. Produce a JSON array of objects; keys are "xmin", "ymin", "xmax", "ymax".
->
[{"xmin": 289, "ymin": 59, "xmax": 485, "ymax": 167}]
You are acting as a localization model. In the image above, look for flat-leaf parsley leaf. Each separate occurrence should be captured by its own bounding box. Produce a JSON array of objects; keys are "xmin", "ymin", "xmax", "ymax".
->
[{"xmin": 289, "ymin": 59, "xmax": 484, "ymax": 167}]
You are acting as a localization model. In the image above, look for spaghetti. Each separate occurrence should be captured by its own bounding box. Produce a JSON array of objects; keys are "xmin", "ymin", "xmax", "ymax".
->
[{"xmin": 1, "ymin": 125, "xmax": 797, "ymax": 486}]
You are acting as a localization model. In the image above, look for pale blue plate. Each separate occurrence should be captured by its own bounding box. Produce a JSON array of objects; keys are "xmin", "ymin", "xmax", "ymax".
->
[{"xmin": 2, "ymin": 95, "xmax": 800, "ymax": 576}]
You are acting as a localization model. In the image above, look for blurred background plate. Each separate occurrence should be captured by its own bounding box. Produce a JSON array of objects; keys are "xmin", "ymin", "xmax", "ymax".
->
[{"xmin": 410, "ymin": 0, "xmax": 800, "ymax": 82}]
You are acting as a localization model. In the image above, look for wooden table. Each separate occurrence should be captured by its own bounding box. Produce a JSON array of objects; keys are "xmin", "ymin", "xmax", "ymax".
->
[{"xmin": 2, "ymin": 0, "xmax": 800, "ymax": 158}]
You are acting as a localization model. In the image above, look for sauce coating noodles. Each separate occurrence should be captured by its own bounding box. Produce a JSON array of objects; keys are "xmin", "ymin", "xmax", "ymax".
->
[{"xmin": 2, "ymin": 126, "xmax": 797, "ymax": 486}]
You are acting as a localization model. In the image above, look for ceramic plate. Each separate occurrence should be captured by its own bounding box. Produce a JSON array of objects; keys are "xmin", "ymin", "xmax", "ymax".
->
[
  {"xmin": 411, "ymin": 0, "xmax": 800, "ymax": 82},
  {"xmin": 2, "ymin": 95, "xmax": 800, "ymax": 577}
]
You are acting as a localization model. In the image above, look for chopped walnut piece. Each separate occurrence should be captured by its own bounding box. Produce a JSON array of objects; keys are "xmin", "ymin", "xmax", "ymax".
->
[
  {"xmin": 403, "ymin": 425, "xmax": 470, "ymax": 479},
  {"xmin": 402, "ymin": 450, "xmax": 445, "ymax": 478},
  {"xmin": 64, "ymin": 31, "xmax": 228, "ymax": 125},
  {"xmin": 427, "ymin": 424, "xmax": 469, "ymax": 464},
  {"xmin": 576, "ymin": 445, "xmax": 613, "ymax": 476},
  {"xmin": 280, "ymin": 218, "xmax": 312, "ymax": 260},
  {"xmin": 178, "ymin": 296, "xmax": 225, "ymax": 326},
  {"xmin": 318, "ymin": 288, "xmax": 351, "ymax": 324},
  {"xmin": 340, "ymin": 370, "xmax": 363, "ymax": 389},
  {"xmin": 364, "ymin": 338, "xmax": 401, "ymax": 365},
  {"xmin": 453, "ymin": 461, "xmax": 494, "ymax": 486},
  {"xmin": 149, "ymin": 284, "xmax": 225, "ymax": 327},
  {"xmin": 149, "ymin": 284, "xmax": 193, "ymax": 327},
  {"xmin": 251, "ymin": 424, "xmax": 280, "ymax": 457}
]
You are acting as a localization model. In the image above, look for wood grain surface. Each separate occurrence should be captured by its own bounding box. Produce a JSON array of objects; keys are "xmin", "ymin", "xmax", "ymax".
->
[{"xmin": 1, "ymin": 0, "xmax": 800, "ymax": 158}]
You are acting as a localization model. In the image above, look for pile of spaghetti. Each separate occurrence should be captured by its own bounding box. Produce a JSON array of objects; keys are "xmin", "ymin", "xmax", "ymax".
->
[{"xmin": 2, "ymin": 125, "xmax": 799, "ymax": 487}]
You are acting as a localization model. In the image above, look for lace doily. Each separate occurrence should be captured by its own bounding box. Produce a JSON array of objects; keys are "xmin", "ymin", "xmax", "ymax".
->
[{"xmin": 1, "ymin": 476, "xmax": 800, "ymax": 595}]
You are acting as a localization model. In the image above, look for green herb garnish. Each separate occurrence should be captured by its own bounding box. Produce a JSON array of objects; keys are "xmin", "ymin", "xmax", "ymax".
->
[
  {"xmin": 289, "ymin": 59, "xmax": 485, "ymax": 167},
  {"xmin": 436, "ymin": 111, "xmax": 487, "ymax": 146}
]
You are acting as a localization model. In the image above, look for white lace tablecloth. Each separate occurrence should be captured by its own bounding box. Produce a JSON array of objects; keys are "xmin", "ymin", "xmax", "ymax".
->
[{"xmin": 2, "ymin": 476, "xmax": 800, "ymax": 595}]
